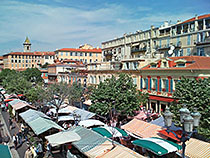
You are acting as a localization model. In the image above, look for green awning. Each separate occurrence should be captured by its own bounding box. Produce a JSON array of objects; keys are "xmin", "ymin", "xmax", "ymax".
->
[
  {"xmin": 0, "ymin": 144, "xmax": 12, "ymax": 158},
  {"xmin": 92, "ymin": 126, "xmax": 128, "ymax": 138},
  {"xmin": 132, "ymin": 137, "xmax": 182, "ymax": 156}
]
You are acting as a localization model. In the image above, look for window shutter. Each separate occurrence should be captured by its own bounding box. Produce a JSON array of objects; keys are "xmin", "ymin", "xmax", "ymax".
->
[
  {"xmin": 146, "ymin": 78, "xmax": 148, "ymax": 90},
  {"xmin": 150, "ymin": 78, "xmax": 152, "ymax": 90},
  {"xmin": 140, "ymin": 78, "xmax": 143, "ymax": 89},
  {"xmin": 155, "ymin": 79, "xmax": 158, "ymax": 91},
  {"xmin": 166, "ymin": 79, "xmax": 169, "ymax": 92},
  {"xmin": 171, "ymin": 79, "xmax": 173, "ymax": 92},
  {"xmin": 159, "ymin": 78, "xmax": 162, "ymax": 92}
]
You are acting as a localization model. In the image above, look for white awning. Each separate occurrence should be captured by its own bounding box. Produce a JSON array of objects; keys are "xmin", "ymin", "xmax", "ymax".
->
[
  {"xmin": 78, "ymin": 119, "xmax": 105, "ymax": 128},
  {"xmin": 45, "ymin": 130, "xmax": 81, "ymax": 147}
]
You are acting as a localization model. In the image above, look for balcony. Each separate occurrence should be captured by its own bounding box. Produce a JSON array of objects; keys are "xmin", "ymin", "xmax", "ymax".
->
[
  {"xmin": 157, "ymin": 44, "xmax": 170, "ymax": 50},
  {"xmin": 131, "ymin": 47, "xmax": 147, "ymax": 53}
]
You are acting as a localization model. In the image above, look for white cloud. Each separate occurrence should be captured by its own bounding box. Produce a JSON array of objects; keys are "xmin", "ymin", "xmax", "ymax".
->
[{"xmin": 0, "ymin": 0, "xmax": 196, "ymax": 54}]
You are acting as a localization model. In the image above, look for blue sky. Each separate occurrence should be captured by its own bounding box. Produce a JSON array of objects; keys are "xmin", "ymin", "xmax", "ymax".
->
[{"xmin": 0, "ymin": 0, "xmax": 209, "ymax": 55}]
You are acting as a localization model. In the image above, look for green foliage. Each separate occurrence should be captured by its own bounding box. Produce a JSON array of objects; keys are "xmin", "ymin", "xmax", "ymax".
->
[
  {"xmin": 89, "ymin": 73, "xmax": 147, "ymax": 117},
  {"xmin": 172, "ymin": 77, "xmax": 210, "ymax": 138},
  {"xmin": 22, "ymin": 68, "xmax": 43, "ymax": 83},
  {"xmin": 25, "ymin": 86, "xmax": 45, "ymax": 104},
  {"xmin": 0, "ymin": 69, "xmax": 17, "ymax": 84},
  {"xmin": 68, "ymin": 82, "xmax": 83, "ymax": 104},
  {"xmin": 41, "ymin": 62, "xmax": 49, "ymax": 68}
]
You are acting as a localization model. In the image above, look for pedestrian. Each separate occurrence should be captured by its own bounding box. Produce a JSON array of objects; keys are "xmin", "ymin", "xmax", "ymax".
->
[
  {"xmin": 17, "ymin": 129, "xmax": 23, "ymax": 145},
  {"xmin": 24, "ymin": 146, "xmax": 33, "ymax": 158},
  {"xmin": 13, "ymin": 134, "xmax": 18, "ymax": 149},
  {"xmin": 23, "ymin": 126, "xmax": 28, "ymax": 142},
  {"xmin": 9, "ymin": 118, "xmax": 13, "ymax": 130},
  {"xmin": 36, "ymin": 141, "xmax": 43, "ymax": 158},
  {"xmin": 45, "ymin": 140, "xmax": 53, "ymax": 157},
  {"xmin": 3, "ymin": 134, "xmax": 10, "ymax": 145}
]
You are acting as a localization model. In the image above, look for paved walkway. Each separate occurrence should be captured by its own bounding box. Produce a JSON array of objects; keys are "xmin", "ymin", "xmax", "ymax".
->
[{"xmin": 0, "ymin": 109, "xmax": 27, "ymax": 158}]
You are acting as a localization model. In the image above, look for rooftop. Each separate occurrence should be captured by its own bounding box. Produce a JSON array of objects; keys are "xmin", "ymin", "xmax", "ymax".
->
[{"xmin": 56, "ymin": 48, "xmax": 101, "ymax": 53}]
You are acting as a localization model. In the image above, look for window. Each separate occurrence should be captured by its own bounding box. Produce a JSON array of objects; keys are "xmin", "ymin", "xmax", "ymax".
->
[
  {"xmin": 176, "ymin": 37, "xmax": 180, "ymax": 46},
  {"xmin": 159, "ymin": 40, "xmax": 162, "ymax": 48},
  {"xmin": 187, "ymin": 35, "xmax": 191, "ymax": 45},
  {"xmin": 133, "ymin": 78, "xmax": 137, "ymax": 85},
  {"xmin": 45, "ymin": 55, "xmax": 49, "ymax": 59},
  {"xmin": 75, "ymin": 52, "xmax": 77, "ymax": 56},
  {"xmin": 85, "ymin": 59, "xmax": 87, "ymax": 63},
  {"xmin": 26, "ymin": 60, "xmax": 28, "ymax": 63},
  {"xmin": 70, "ymin": 52, "xmax": 73, "ymax": 56},
  {"xmin": 177, "ymin": 63, "xmax": 185, "ymax": 67},
  {"xmin": 11, "ymin": 60, "xmax": 13, "ymax": 63},
  {"xmin": 66, "ymin": 52, "xmax": 68, "ymax": 56},
  {"xmin": 19, "ymin": 63, "xmax": 21, "ymax": 67},
  {"xmin": 26, "ymin": 64, "xmax": 28, "ymax": 67},
  {"xmin": 90, "ymin": 59, "xmax": 92, "ymax": 63},
  {"xmin": 80, "ymin": 52, "xmax": 83, "ymax": 56},
  {"xmin": 151, "ymin": 64, "xmax": 157, "ymax": 68},
  {"xmin": 60, "ymin": 52, "xmax": 63, "ymax": 56},
  {"xmin": 85, "ymin": 52, "xmax": 87, "ymax": 56},
  {"xmin": 96, "ymin": 53, "xmax": 98, "ymax": 57},
  {"xmin": 89, "ymin": 53, "xmax": 92, "ymax": 56},
  {"xmin": 187, "ymin": 48, "xmax": 191, "ymax": 56}
]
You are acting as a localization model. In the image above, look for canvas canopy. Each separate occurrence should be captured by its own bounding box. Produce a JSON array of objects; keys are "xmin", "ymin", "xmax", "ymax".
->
[
  {"xmin": 20, "ymin": 109, "xmax": 50, "ymax": 123},
  {"xmin": 132, "ymin": 137, "xmax": 181, "ymax": 156},
  {"xmin": 101, "ymin": 145, "xmax": 145, "ymax": 158},
  {"xmin": 92, "ymin": 126, "xmax": 128, "ymax": 138},
  {"xmin": 0, "ymin": 144, "xmax": 12, "ymax": 158},
  {"xmin": 49, "ymin": 107, "xmax": 73, "ymax": 114},
  {"xmin": 122, "ymin": 118, "xmax": 163, "ymax": 138},
  {"xmin": 11, "ymin": 101, "xmax": 34, "ymax": 110},
  {"xmin": 45, "ymin": 130, "xmax": 81, "ymax": 147},
  {"xmin": 8, "ymin": 99, "xmax": 21, "ymax": 106},
  {"xmin": 73, "ymin": 108, "xmax": 95, "ymax": 120},
  {"xmin": 78, "ymin": 119, "xmax": 105, "ymax": 128},
  {"xmin": 58, "ymin": 115, "xmax": 74, "ymax": 122},
  {"xmin": 27, "ymin": 117, "xmax": 63, "ymax": 135},
  {"xmin": 178, "ymin": 138, "xmax": 210, "ymax": 158}
]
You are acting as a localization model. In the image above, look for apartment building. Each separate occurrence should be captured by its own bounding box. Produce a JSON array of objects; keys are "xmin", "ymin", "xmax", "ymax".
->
[
  {"xmin": 101, "ymin": 14, "xmax": 210, "ymax": 71},
  {"xmin": 48, "ymin": 59, "xmax": 87, "ymax": 85},
  {"xmin": 3, "ymin": 37, "xmax": 55, "ymax": 70},
  {"xmin": 55, "ymin": 44, "xmax": 102, "ymax": 64}
]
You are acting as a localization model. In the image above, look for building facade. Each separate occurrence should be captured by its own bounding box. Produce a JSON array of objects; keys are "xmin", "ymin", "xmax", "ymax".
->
[
  {"xmin": 48, "ymin": 59, "xmax": 87, "ymax": 85},
  {"xmin": 101, "ymin": 14, "xmax": 210, "ymax": 71},
  {"xmin": 55, "ymin": 44, "xmax": 102, "ymax": 64},
  {"xmin": 3, "ymin": 37, "xmax": 55, "ymax": 70}
]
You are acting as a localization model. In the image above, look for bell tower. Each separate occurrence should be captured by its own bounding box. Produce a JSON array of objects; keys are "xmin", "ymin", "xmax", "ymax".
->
[{"xmin": 23, "ymin": 36, "xmax": 31, "ymax": 52}]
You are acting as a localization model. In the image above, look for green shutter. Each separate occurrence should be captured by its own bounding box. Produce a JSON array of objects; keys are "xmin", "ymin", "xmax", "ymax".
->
[
  {"xmin": 166, "ymin": 79, "xmax": 169, "ymax": 92},
  {"xmin": 159, "ymin": 78, "xmax": 162, "ymax": 92},
  {"xmin": 140, "ymin": 78, "xmax": 143, "ymax": 89},
  {"xmin": 155, "ymin": 79, "xmax": 158, "ymax": 91},
  {"xmin": 146, "ymin": 78, "xmax": 148, "ymax": 90}
]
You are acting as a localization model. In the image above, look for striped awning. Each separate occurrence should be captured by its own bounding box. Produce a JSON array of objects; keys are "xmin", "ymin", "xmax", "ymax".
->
[
  {"xmin": 92, "ymin": 126, "xmax": 128, "ymax": 138},
  {"xmin": 179, "ymin": 138, "xmax": 210, "ymax": 158},
  {"xmin": 132, "ymin": 137, "xmax": 181, "ymax": 156}
]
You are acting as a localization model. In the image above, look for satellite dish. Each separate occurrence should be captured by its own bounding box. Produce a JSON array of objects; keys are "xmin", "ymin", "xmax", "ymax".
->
[
  {"xmin": 168, "ymin": 50, "xmax": 173, "ymax": 55},
  {"xmin": 170, "ymin": 45, "xmax": 175, "ymax": 50}
]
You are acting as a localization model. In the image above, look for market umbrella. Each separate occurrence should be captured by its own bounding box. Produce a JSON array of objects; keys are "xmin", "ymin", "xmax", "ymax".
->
[
  {"xmin": 78, "ymin": 119, "xmax": 105, "ymax": 128},
  {"xmin": 45, "ymin": 130, "xmax": 81, "ymax": 147},
  {"xmin": 132, "ymin": 137, "xmax": 182, "ymax": 156},
  {"xmin": 92, "ymin": 126, "xmax": 128, "ymax": 138},
  {"xmin": 0, "ymin": 144, "xmax": 12, "ymax": 158}
]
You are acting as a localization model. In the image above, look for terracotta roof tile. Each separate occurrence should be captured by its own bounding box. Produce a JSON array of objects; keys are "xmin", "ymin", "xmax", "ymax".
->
[
  {"xmin": 56, "ymin": 48, "xmax": 102, "ymax": 53},
  {"xmin": 142, "ymin": 56, "xmax": 210, "ymax": 70},
  {"xmin": 180, "ymin": 14, "xmax": 210, "ymax": 24}
]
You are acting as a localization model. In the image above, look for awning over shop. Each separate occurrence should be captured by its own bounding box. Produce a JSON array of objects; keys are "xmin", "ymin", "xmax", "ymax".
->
[
  {"xmin": 132, "ymin": 137, "xmax": 182, "ymax": 156},
  {"xmin": 50, "ymin": 107, "xmax": 72, "ymax": 114},
  {"xmin": 69, "ymin": 126, "xmax": 108, "ymax": 153},
  {"xmin": 92, "ymin": 126, "xmax": 128, "ymax": 138},
  {"xmin": 149, "ymin": 96, "xmax": 175, "ymax": 102},
  {"xmin": 58, "ymin": 115, "xmax": 74, "ymax": 122},
  {"xmin": 27, "ymin": 117, "xmax": 63, "ymax": 135},
  {"xmin": 122, "ymin": 118, "xmax": 163, "ymax": 138},
  {"xmin": 20, "ymin": 109, "xmax": 50, "ymax": 123},
  {"xmin": 73, "ymin": 108, "xmax": 95, "ymax": 120},
  {"xmin": 178, "ymin": 138, "xmax": 210, "ymax": 158},
  {"xmin": 8, "ymin": 99, "xmax": 22, "ymax": 106},
  {"xmin": 11, "ymin": 101, "xmax": 34, "ymax": 110},
  {"xmin": 158, "ymin": 129, "xmax": 182, "ymax": 142},
  {"xmin": 45, "ymin": 130, "xmax": 81, "ymax": 147},
  {"xmin": 79, "ymin": 119, "xmax": 105, "ymax": 128},
  {"xmin": 0, "ymin": 144, "xmax": 12, "ymax": 158},
  {"xmin": 84, "ymin": 140, "xmax": 114, "ymax": 157},
  {"xmin": 100, "ymin": 145, "xmax": 145, "ymax": 158},
  {"xmin": 150, "ymin": 116, "xmax": 182, "ymax": 131}
]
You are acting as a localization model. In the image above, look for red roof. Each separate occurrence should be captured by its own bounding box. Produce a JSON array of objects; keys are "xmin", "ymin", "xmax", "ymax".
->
[
  {"xmin": 142, "ymin": 56, "xmax": 210, "ymax": 71},
  {"xmin": 3, "ymin": 51, "xmax": 55, "ymax": 56},
  {"xmin": 56, "ymin": 48, "xmax": 101, "ymax": 53},
  {"xmin": 159, "ymin": 129, "xmax": 182, "ymax": 142},
  {"xmin": 0, "ymin": 56, "xmax": 3, "ymax": 60},
  {"xmin": 181, "ymin": 14, "xmax": 210, "ymax": 24},
  {"xmin": 149, "ymin": 96, "xmax": 175, "ymax": 102}
]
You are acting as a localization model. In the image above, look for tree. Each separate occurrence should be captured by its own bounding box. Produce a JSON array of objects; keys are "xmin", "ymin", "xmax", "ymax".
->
[
  {"xmin": 22, "ymin": 68, "xmax": 43, "ymax": 84},
  {"xmin": 89, "ymin": 73, "xmax": 146, "ymax": 118},
  {"xmin": 44, "ymin": 82, "xmax": 81, "ymax": 122},
  {"xmin": 25, "ymin": 86, "xmax": 45, "ymax": 104},
  {"xmin": 171, "ymin": 77, "xmax": 210, "ymax": 139},
  {"xmin": 68, "ymin": 82, "xmax": 83, "ymax": 106},
  {"xmin": 3, "ymin": 72, "xmax": 32, "ymax": 95},
  {"xmin": 0, "ymin": 69, "xmax": 17, "ymax": 84}
]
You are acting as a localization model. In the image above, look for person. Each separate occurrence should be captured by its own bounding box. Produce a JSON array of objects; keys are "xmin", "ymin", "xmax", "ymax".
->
[
  {"xmin": 23, "ymin": 126, "xmax": 28, "ymax": 142},
  {"xmin": 24, "ymin": 146, "xmax": 33, "ymax": 158},
  {"xmin": 45, "ymin": 140, "xmax": 52, "ymax": 157},
  {"xmin": 21, "ymin": 123, "xmax": 25, "ymax": 132},
  {"xmin": 3, "ymin": 134, "xmax": 10, "ymax": 145},
  {"xmin": 17, "ymin": 129, "xmax": 23, "ymax": 145},
  {"xmin": 9, "ymin": 118, "xmax": 13, "ymax": 130},
  {"xmin": 36, "ymin": 141, "xmax": 43, "ymax": 158},
  {"xmin": 13, "ymin": 134, "xmax": 18, "ymax": 149}
]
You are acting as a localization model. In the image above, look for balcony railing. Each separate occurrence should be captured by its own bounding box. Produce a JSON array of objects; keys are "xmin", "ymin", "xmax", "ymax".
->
[{"xmin": 131, "ymin": 47, "xmax": 147, "ymax": 53}]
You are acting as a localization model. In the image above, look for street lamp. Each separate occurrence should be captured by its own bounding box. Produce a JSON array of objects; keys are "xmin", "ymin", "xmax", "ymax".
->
[{"xmin": 163, "ymin": 105, "xmax": 201, "ymax": 158}]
